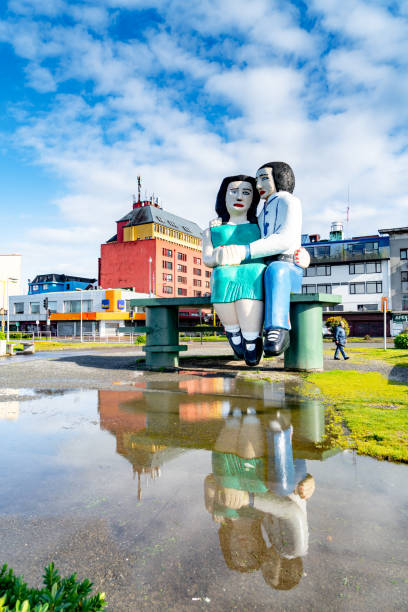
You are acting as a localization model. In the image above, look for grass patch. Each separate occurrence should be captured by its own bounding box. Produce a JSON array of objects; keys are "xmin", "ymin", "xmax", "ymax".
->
[
  {"xmin": 34, "ymin": 341, "xmax": 135, "ymax": 352},
  {"xmin": 346, "ymin": 347, "xmax": 408, "ymax": 367},
  {"xmin": 305, "ymin": 370, "xmax": 408, "ymax": 463}
]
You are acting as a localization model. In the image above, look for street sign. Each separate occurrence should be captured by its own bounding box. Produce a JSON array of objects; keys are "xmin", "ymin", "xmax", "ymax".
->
[{"xmin": 381, "ymin": 296, "xmax": 388, "ymax": 312}]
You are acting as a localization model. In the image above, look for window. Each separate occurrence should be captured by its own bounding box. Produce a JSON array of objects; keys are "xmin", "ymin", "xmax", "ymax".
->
[
  {"xmin": 366, "ymin": 262, "xmax": 381, "ymax": 274},
  {"xmin": 177, "ymin": 264, "xmax": 187, "ymax": 273},
  {"xmin": 315, "ymin": 246, "xmax": 330, "ymax": 258},
  {"xmin": 316, "ymin": 265, "xmax": 331, "ymax": 276},
  {"xmin": 177, "ymin": 252, "xmax": 187, "ymax": 261},
  {"xmin": 327, "ymin": 304, "xmax": 344, "ymax": 312},
  {"xmin": 302, "ymin": 284, "xmax": 316, "ymax": 294},
  {"xmin": 194, "ymin": 257, "xmax": 201, "ymax": 264},
  {"xmin": 349, "ymin": 263, "xmax": 365, "ymax": 274},
  {"xmin": 177, "ymin": 276, "xmax": 187, "ymax": 284},
  {"xmin": 162, "ymin": 261, "xmax": 173, "ymax": 270},
  {"xmin": 43, "ymin": 284, "xmax": 48, "ymax": 290},
  {"xmin": 194, "ymin": 290, "xmax": 202, "ymax": 296},
  {"xmin": 349, "ymin": 243, "xmax": 364, "ymax": 254},
  {"xmin": 64, "ymin": 300, "xmax": 92, "ymax": 313},
  {"xmin": 48, "ymin": 301, "xmax": 57, "ymax": 313},
  {"xmin": 162, "ymin": 273, "xmax": 173, "ymax": 281},
  {"xmin": 32, "ymin": 285, "xmax": 38, "ymax": 291},
  {"xmin": 401, "ymin": 272, "xmax": 408, "ymax": 282},
  {"xmin": 402, "ymin": 295, "xmax": 408, "ymax": 310},
  {"xmin": 178, "ymin": 288, "xmax": 187, "ymax": 296},
  {"xmin": 350, "ymin": 283, "xmax": 365, "ymax": 294},
  {"xmin": 193, "ymin": 279, "xmax": 201, "ymax": 287},
  {"xmin": 317, "ymin": 284, "xmax": 332, "ymax": 293},
  {"xmin": 30, "ymin": 302, "xmax": 40, "ymax": 313},
  {"xmin": 193, "ymin": 268, "xmax": 201, "ymax": 276},
  {"xmin": 401, "ymin": 275, "xmax": 408, "ymax": 292},
  {"xmin": 358, "ymin": 304, "xmax": 378, "ymax": 311},
  {"xmin": 205, "ymin": 281, "xmax": 210, "ymax": 288},
  {"xmin": 162, "ymin": 286, "xmax": 173, "ymax": 294},
  {"xmin": 304, "ymin": 266, "xmax": 316, "ymax": 277},
  {"xmin": 14, "ymin": 302, "xmax": 24, "ymax": 314},
  {"xmin": 306, "ymin": 247, "xmax": 314, "ymax": 258},
  {"xmin": 365, "ymin": 241, "xmax": 378, "ymax": 253},
  {"xmin": 162, "ymin": 248, "xmax": 172, "ymax": 257},
  {"xmin": 205, "ymin": 270, "xmax": 211, "ymax": 278},
  {"xmin": 400, "ymin": 249, "xmax": 407, "ymax": 260},
  {"xmin": 366, "ymin": 281, "xmax": 382, "ymax": 294}
]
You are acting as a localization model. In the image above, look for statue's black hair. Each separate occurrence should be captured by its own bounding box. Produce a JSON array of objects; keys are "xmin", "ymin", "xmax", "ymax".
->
[
  {"xmin": 215, "ymin": 175, "xmax": 260, "ymax": 224},
  {"xmin": 258, "ymin": 162, "xmax": 295, "ymax": 194}
]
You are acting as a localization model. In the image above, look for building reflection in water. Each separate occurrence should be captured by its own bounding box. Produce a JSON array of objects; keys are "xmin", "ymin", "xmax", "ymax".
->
[{"xmin": 98, "ymin": 377, "xmax": 339, "ymax": 587}]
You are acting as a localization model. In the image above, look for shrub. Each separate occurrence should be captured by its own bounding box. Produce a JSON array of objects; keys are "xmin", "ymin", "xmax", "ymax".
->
[
  {"xmin": 134, "ymin": 334, "xmax": 146, "ymax": 345},
  {"xmin": 364, "ymin": 334, "xmax": 371, "ymax": 341},
  {"xmin": 0, "ymin": 332, "xmax": 6, "ymax": 341},
  {"xmin": 0, "ymin": 562, "xmax": 106, "ymax": 611},
  {"xmin": 394, "ymin": 333, "xmax": 408, "ymax": 349},
  {"xmin": 325, "ymin": 316, "xmax": 350, "ymax": 337}
]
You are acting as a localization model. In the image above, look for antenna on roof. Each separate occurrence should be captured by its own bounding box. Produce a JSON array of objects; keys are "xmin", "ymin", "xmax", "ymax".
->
[
  {"xmin": 132, "ymin": 194, "xmax": 136, "ymax": 205},
  {"xmin": 137, "ymin": 176, "xmax": 141, "ymax": 203}
]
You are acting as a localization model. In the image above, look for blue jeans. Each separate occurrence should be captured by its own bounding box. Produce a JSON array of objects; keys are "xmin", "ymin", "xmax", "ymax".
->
[
  {"xmin": 264, "ymin": 261, "xmax": 304, "ymax": 330},
  {"xmin": 334, "ymin": 343, "xmax": 348, "ymax": 359},
  {"xmin": 265, "ymin": 426, "xmax": 307, "ymax": 496}
]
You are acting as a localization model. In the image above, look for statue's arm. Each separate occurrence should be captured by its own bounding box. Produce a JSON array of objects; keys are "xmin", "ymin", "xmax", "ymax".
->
[
  {"xmin": 202, "ymin": 227, "xmax": 219, "ymax": 268},
  {"xmin": 249, "ymin": 193, "xmax": 302, "ymax": 259}
]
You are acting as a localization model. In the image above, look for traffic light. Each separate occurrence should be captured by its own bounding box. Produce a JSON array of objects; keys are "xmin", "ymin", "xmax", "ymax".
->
[{"xmin": 43, "ymin": 297, "xmax": 48, "ymax": 310}]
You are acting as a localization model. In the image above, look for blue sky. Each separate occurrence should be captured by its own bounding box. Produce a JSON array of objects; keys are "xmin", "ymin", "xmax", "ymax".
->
[{"xmin": 0, "ymin": 0, "xmax": 407, "ymax": 286}]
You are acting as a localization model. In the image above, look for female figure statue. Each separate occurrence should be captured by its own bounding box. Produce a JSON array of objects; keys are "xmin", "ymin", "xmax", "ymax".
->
[{"xmin": 202, "ymin": 175, "xmax": 265, "ymax": 366}]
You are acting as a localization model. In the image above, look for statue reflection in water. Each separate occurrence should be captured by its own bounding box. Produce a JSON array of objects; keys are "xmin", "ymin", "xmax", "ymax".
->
[{"xmin": 204, "ymin": 406, "xmax": 315, "ymax": 590}]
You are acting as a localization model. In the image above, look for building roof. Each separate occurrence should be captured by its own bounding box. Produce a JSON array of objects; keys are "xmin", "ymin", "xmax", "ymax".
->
[
  {"xmin": 378, "ymin": 227, "xmax": 408, "ymax": 235},
  {"xmin": 31, "ymin": 274, "xmax": 97, "ymax": 284},
  {"xmin": 107, "ymin": 234, "xmax": 117, "ymax": 243},
  {"xmin": 118, "ymin": 205, "xmax": 203, "ymax": 238}
]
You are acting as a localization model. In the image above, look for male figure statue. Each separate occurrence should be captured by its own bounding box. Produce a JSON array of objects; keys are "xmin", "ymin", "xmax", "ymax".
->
[{"xmin": 217, "ymin": 162, "xmax": 306, "ymax": 357}]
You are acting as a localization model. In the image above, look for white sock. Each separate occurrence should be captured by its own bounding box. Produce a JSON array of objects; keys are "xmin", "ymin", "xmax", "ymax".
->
[
  {"xmin": 225, "ymin": 325, "xmax": 241, "ymax": 345},
  {"xmin": 242, "ymin": 331, "xmax": 259, "ymax": 341}
]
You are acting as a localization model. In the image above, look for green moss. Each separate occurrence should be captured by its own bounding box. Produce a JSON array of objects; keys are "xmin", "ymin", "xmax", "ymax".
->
[{"xmin": 305, "ymin": 370, "xmax": 408, "ymax": 463}]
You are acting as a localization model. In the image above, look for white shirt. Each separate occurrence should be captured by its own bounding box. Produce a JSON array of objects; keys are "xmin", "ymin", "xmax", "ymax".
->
[{"xmin": 249, "ymin": 191, "xmax": 302, "ymax": 260}]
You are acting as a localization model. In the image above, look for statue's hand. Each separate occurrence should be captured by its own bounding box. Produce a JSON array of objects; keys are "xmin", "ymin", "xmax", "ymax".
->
[
  {"xmin": 294, "ymin": 246, "xmax": 310, "ymax": 269},
  {"xmin": 216, "ymin": 244, "xmax": 246, "ymax": 266},
  {"xmin": 209, "ymin": 217, "xmax": 222, "ymax": 228}
]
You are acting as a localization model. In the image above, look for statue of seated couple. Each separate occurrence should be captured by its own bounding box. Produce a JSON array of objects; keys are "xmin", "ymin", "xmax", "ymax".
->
[{"xmin": 203, "ymin": 161, "xmax": 309, "ymax": 367}]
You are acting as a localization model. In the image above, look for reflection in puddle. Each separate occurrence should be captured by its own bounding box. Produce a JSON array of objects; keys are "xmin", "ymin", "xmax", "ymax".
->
[
  {"xmin": 1, "ymin": 377, "xmax": 407, "ymax": 610},
  {"xmin": 97, "ymin": 378, "xmax": 337, "ymax": 591}
]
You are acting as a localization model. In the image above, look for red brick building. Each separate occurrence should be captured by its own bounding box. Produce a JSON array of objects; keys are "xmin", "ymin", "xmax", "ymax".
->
[{"xmin": 99, "ymin": 199, "xmax": 212, "ymax": 299}]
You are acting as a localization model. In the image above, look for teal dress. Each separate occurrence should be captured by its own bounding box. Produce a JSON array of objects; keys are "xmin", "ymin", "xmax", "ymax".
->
[{"xmin": 210, "ymin": 224, "xmax": 265, "ymax": 303}]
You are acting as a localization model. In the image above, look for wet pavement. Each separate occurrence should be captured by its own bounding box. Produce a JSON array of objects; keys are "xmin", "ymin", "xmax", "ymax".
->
[{"xmin": 1, "ymin": 376, "xmax": 407, "ymax": 611}]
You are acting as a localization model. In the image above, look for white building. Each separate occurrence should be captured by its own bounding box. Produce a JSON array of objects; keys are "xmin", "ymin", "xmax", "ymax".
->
[
  {"xmin": 9, "ymin": 288, "xmax": 148, "ymax": 336},
  {"xmin": 0, "ymin": 254, "xmax": 22, "ymax": 329},
  {"xmin": 302, "ymin": 224, "xmax": 390, "ymax": 313}
]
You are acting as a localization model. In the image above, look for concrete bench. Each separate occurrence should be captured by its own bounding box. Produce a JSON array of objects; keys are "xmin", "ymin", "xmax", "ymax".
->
[
  {"xmin": 130, "ymin": 293, "xmax": 341, "ymax": 371},
  {"xmin": 8, "ymin": 340, "xmax": 36, "ymax": 355}
]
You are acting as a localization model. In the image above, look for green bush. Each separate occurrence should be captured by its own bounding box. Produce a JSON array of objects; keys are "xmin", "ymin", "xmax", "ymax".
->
[
  {"xmin": 0, "ymin": 332, "xmax": 6, "ymax": 341},
  {"xmin": 394, "ymin": 333, "xmax": 408, "ymax": 349},
  {"xmin": 0, "ymin": 563, "xmax": 106, "ymax": 611},
  {"xmin": 134, "ymin": 334, "xmax": 146, "ymax": 344},
  {"xmin": 325, "ymin": 316, "xmax": 350, "ymax": 337}
]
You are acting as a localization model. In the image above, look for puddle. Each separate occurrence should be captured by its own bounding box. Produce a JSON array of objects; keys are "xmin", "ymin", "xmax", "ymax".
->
[{"xmin": 0, "ymin": 377, "xmax": 407, "ymax": 611}]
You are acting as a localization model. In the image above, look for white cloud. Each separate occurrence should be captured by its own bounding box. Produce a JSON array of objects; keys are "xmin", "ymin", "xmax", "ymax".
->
[{"xmin": 1, "ymin": 0, "xmax": 408, "ymax": 286}]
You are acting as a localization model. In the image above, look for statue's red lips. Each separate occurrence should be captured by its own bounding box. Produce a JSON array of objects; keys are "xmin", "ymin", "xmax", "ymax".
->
[
  {"xmin": 259, "ymin": 190, "xmax": 265, "ymax": 195},
  {"xmin": 233, "ymin": 203, "xmax": 244, "ymax": 207}
]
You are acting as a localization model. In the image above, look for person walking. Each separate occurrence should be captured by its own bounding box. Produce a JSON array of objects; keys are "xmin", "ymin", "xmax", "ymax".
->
[{"xmin": 334, "ymin": 321, "xmax": 349, "ymax": 360}]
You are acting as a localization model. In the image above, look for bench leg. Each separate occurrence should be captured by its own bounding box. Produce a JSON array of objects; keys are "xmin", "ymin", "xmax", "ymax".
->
[
  {"xmin": 284, "ymin": 302, "xmax": 323, "ymax": 371},
  {"xmin": 143, "ymin": 306, "xmax": 186, "ymax": 369}
]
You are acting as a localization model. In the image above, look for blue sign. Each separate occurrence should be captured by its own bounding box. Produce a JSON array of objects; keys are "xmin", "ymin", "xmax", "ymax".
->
[
  {"xmin": 102, "ymin": 299, "xmax": 110, "ymax": 310},
  {"xmin": 117, "ymin": 299, "xmax": 125, "ymax": 310}
]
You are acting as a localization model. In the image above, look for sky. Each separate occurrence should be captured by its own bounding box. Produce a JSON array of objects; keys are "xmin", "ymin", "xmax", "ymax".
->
[{"xmin": 0, "ymin": 0, "xmax": 407, "ymax": 288}]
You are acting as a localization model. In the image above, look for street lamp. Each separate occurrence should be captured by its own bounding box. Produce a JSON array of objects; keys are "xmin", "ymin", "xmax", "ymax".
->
[
  {"xmin": 4, "ymin": 278, "xmax": 18, "ymax": 342},
  {"xmin": 148, "ymin": 257, "xmax": 152, "ymax": 296}
]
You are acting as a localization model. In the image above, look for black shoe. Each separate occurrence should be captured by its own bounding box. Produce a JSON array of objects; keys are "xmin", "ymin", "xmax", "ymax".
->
[
  {"xmin": 263, "ymin": 329, "xmax": 290, "ymax": 357},
  {"xmin": 243, "ymin": 337, "xmax": 263, "ymax": 367},
  {"xmin": 344, "ymin": 356, "xmax": 350, "ymax": 360},
  {"xmin": 226, "ymin": 330, "xmax": 245, "ymax": 359},
  {"xmin": 334, "ymin": 357, "xmax": 340, "ymax": 360}
]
